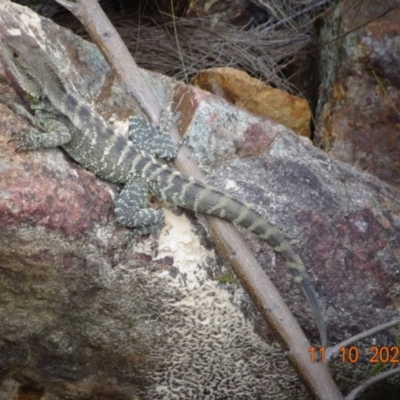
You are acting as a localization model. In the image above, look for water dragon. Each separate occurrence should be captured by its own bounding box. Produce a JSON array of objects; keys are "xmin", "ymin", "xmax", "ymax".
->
[{"xmin": 0, "ymin": 33, "xmax": 327, "ymax": 345}]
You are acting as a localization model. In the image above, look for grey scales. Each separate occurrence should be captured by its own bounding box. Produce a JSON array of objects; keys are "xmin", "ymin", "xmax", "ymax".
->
[{"xmin": 0, "ymin": 33, "xmax": 326, "ymax": 346}]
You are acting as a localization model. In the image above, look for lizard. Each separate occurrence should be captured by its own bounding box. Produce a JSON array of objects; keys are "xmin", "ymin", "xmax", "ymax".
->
[{"xmin": 0, "ymin": 32, "xmax": 327, "ymax": 346}]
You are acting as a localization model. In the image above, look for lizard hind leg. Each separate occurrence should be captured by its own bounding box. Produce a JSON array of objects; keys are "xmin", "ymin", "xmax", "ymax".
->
[
  {"xmin": 128, "ymin": 109, "xmax": 181, "ymax": 160},
  {"xmin": 115, "ymin": 177, "xmax": 165, "ymax": 256}
]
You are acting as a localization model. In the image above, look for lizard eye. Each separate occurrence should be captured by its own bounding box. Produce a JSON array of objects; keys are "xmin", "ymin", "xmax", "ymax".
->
[{"xmin": 12, "ymin": 51, "xmax": 19, "ymax": 59}]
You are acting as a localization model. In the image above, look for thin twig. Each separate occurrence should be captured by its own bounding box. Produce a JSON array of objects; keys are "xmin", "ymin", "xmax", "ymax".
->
[
  {"xmin": 345, "ymin": 365, "xmax": 400, "ymax": 400},
  {"xmin": 326, "ymin": 318, "xmax": 400, "ymax": 361}
]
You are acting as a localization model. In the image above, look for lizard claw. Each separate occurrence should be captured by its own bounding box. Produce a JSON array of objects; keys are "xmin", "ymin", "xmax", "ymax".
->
[
  {"xmin": 8, "ymin": 135, "xmax": 28, "ymax": 152},
  {"xmin": 8, "ymin": 129, "xmax": 40, "ymax": 152},
  {"xmin": 8, "ymin": 133, "xmax": 24, "ymax": 152},
  {"xmin": 8, "ymin": 131, "xmax": 20, "ymax": 142}
]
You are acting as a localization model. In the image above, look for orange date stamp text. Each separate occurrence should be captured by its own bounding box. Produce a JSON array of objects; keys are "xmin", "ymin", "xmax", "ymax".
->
[{"xmin": 309, "ymin": 346, "xmax": 400, "ymax": 363}]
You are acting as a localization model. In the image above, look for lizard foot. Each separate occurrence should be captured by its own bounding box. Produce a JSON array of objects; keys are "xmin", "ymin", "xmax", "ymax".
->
[{"xmin": 8, "ymin": 129, "xmax": 41, "ymax": 152}]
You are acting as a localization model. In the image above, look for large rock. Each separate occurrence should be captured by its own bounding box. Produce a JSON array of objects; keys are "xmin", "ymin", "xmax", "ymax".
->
[{"xmin": 0, "ymin": 2, "xmax": 400, "ymax": 399}]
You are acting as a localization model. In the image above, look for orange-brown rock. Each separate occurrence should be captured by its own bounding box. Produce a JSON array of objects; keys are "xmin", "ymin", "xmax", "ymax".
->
[{"xmin": 192, "ymin": 67, "xmax": 312, "ymax": 137}]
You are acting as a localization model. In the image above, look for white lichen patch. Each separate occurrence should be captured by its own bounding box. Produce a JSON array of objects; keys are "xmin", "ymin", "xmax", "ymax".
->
[
  {"xmin": 156, "ymin": 209, "xmax": 214, "ymax": 289},
  {"xmin": 134, "ymin": 269, "xmax": 305, "ymax": 400},
  {"xmin": 116, "ymin": 213, "xmax": 306, "ymax": 399},
  {"xmin": 354, "ymin": 219, "xmax": 368, "ymax": 233},
  {"xmin": 5, "ymin": 28, "xmax": 22, "ymax": 36},
  {"xmin": 108, "ymin": 117, "xmax": 129, "ymax": 137},
  {"xmin": 224, "ymin": 178, "xmax": 239, "ymax": 191},
  {"xmin": 5, "ymin": 2, "xmax": 44, "ymax": 41}
]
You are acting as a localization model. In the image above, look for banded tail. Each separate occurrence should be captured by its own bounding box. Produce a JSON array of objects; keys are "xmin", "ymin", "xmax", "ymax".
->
[{"xmin": 146, "ymin": 163, "xmax": 327, "ymax": 346}]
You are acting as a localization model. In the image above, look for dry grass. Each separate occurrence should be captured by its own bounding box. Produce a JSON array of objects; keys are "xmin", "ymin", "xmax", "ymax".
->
[{"xmin": 55, "ymin": 0, "xmax": 337, "ymax": 95}]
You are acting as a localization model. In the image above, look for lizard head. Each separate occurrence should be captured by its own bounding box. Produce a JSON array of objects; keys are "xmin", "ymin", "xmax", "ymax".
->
[{"xmin": 0, "ymin": 34, "xmax": 44, "ymax": 100}]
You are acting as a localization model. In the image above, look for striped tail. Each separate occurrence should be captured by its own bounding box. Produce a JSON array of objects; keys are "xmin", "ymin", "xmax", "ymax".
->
[
  {"xmin": 150, "ymin": 167, "xmax": 327, "ymax": 345},
  {"xmin": 195, "ymin": 185, "xmax": 326, "ymax": 346}
]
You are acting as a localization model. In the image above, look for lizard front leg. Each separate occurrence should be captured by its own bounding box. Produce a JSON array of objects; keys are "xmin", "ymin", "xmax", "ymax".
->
[
  {"xmin": 115, "ymin": 175, "xmax": 165, "ymax": 256},
  {"xmin": 10, "ymin": 109, "xmax": 72, "ymax": 151}
]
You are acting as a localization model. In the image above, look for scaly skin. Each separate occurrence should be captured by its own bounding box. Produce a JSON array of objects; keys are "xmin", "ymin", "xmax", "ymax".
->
[{"xmin": 0, "ymin": 33, "xmax": 327, "ymax": 345}]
